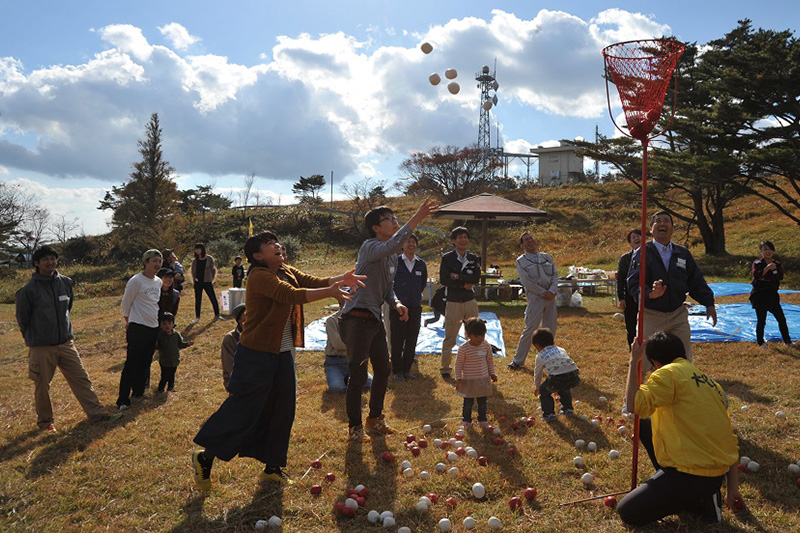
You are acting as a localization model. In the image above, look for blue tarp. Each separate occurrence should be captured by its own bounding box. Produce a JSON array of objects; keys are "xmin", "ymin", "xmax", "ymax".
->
[
  {"xmin": 707, "ymin": 282, "xmax": 800, "ymax": 297},
  {"xmin": 300, "ymin": 311, "xmax": 507, "ymax": 356},
  {"xmin": 688, "ymin": 303, "xmax": 800, "ymax": 343}
]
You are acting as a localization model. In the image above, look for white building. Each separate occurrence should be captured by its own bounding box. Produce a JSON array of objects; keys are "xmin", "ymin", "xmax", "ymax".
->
[{"xmin": 529, "ymin": 142, "xmax": 585, "ymax": 186}]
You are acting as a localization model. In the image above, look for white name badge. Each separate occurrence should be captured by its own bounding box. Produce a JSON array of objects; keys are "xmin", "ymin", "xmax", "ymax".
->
[
  {"xmin": 59, "ymin": 295, "xmax": 70, "ymax": 301},
  {"xmin": 389, "ymin": 266, "xmax": 395, "ymax": 274},
  {"xmin": 676, "ymin": 258, "xmax": 687, "ymax": 269},
  {"xmin": 415, "ymin": 271, "xmax": 422, "ymax": 276}
]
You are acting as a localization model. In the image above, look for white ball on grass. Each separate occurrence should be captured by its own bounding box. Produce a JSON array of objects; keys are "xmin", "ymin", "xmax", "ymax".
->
[
  {"xmin": 254, "ymin": 520, "xmax": 268, "ymax": 530},
  {"xmin": 575, "ymin": 439, "xmax": 585, "ymax": 449},
  {"xmin": 787, "ymin": 463, "xmax": 800, "ymax": 476},
  {"xmin": 448, "ymin": 466, "xmax": 459, "ymax": 475},
  {"xmin": 419, "ymin": 496, "xmax": 432, "ymax": 508},
  {"xmin": 463, "ymin": 516, "xmax": 476, "ymax": 529},
  {"xmin": 438, "ymin": 518, "xmax": 452, "ymax": 532},
  {"xmin": 419, "ymin": 470, "xmax": 431, "ymax": 480},
  {"xmin": 587, "ymin": 441, "xmax": 597, "ymax": 452},
  {"xmin": 267, "ymin": 516, "xmax": 281, "ymax": 527},
  {"xmin": 344, "ymin": 498, "xmax": 358, "ymax": 510},
  {"xmin": 581, "ymin": 472, "xmax": 594, "ymax": 485},
  {"xmin": 367, "ymin": 510, "xmax": 381, "ymax": 523},
  {"xmin": 487, "ymin": 516, "xmax": 503, "ymax": 529},
  {"xmin": 573, "ymin": 456, "xmax": 585, "ymax": 467},
  {"xmin": 423, "ymin": 424, "xmax": 433, "ymax": 433},
  {"xmin": 740, "ymin": 456, "xmax": 751, "ymax": 466},
  {"xmin": 466, "ymin": 448, "xmax": 478, "ymax": 459},
  {"xmin": 402, "ymin": 467, "xmax": 414, "ymax": 478},
  {"xmin": 383, "ymin": 516, "xmax": 396, "ymax": 528},
  {"xmin": 436, "ymin": 462, "xmax": 446, "ymax": 472},
  {"xmin": 609, "ymin": 449, "xmax": 620, "ymax": 460},
  {"xmin": 472, "ymin": 482, "xmax": 486, "ymax": 499},
  {"xmin": 380, "ymin": 510, "xmax": 394, "ymax": 520},
  {"xmin": 747, "ymin": 461, "xmax": 760, "ymax": 472},
  {"xmin": 401, "ymin": 460, "xmax": 412, "ymax": 470},
  {"xmin": 776, "ymin": 411, "xmax": 786, "ymax": 418},
  {"xmin": 354, "ymin": 484, "xmax": 365, "ymax": 492},
  {"xmin": 447, "ymin": 452, "xmax": 458, "ymax": 462},
  {"xmin": 740, "ymin": 405, "xmax": 749, "ymax": 411},
  {"xmin": 398, "ymin": 527, "xmax": 411, "ymax": 533},
  {"xmin": 416, "ymin": 500, "xmax": 429, "ymax": 512}
]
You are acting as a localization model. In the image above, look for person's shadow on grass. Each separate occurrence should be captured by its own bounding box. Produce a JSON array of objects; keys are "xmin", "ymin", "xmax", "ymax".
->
[
  {"xmin": 170, "ymin": 479, "xmax": 285, "ymax": 531},
  {"xmin": 24, "ymin": 394, "xmax": 162, "ymax": 480}
]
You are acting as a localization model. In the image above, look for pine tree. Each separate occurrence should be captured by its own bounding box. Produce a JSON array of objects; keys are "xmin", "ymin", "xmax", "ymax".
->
[{"xmin": 99, "ymin": 113, "xmax": 180, "ymax": 256}]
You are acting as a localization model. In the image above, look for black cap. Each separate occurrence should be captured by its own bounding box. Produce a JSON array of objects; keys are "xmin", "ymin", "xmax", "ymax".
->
[{"xmin": 157, "ymin": 267, "xmax": 175, "ymax": 278}]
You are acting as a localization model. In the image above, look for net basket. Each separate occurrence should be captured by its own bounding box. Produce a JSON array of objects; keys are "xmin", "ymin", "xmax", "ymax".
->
[{"xmin": 602, "ymin": 39, "xmax": 685, "ymax": 140}]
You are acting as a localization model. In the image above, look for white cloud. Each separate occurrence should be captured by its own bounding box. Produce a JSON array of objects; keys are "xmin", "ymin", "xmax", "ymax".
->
[
  {"xmin": 159, "ymin": 23, "xmax": 200, "ymax": 50},
  {"xmin": 0, "ymin": 8, "xmax": 671, "ymax": 191}
]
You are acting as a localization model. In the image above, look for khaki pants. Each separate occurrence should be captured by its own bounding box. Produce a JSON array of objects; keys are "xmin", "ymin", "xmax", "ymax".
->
[
  {"xmin": 28, "ymin": 341, "xmax": 107, "ymax": 427},
  {"xmin": 638, "ymin": 306, "xmax": 693, "ymax": 374},
  {"xmin": 441, "ymin": 299, "xmax": 480, "ymax": 374},
  {"xmin": 512, "ymin": 294, "xmax": 558, "ymax": 366}
]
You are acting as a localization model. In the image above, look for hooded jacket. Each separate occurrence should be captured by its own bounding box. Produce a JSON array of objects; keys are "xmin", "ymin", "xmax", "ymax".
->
[{"xmin": 16, "ymin": 270, "xmax": 75, "ymax": 347}]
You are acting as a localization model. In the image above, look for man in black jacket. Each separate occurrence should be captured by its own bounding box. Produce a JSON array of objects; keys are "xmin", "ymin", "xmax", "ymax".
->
[
  {"xmin": 627, "ymin": 212, "xmax": 716, "ymax": 374},
  {"xmin": 439, "ymin": 227, "xmax": 481, "ymax": 379},
  {"xmin": 617, "ymin": 229, "xmax": 642, "ymax": 348},
  {"xmin": 15, "ymin": 246, "xmax": 121, "ymax": 432}
]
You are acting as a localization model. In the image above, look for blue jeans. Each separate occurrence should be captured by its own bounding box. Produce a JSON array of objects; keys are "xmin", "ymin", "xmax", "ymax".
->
[{"xmin": 324, "ymin": 356, "xmax": 372, "ymax": 392}]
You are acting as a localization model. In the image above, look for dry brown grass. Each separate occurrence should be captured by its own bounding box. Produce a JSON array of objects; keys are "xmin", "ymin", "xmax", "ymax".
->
[
  {"xmin": 1, "ymin": 182, "xmax": 799, "ymax": 531},
  {"xmin": 1, "ymin": 285, "xmax": 799, "ymax": 532}
]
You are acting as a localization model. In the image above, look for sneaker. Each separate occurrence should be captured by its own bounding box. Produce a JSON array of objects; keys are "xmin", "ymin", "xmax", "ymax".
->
[
  {"xmin": 192, "ymin": 317, "xmax": 200, "ymax": 324},
  {"xmin": 403, "ymin": 372, "xmax": 416, "ymax": 380},
  {"xmin": 365, "ymin": 415, "xmax": 396, "ymax": 436},
  {"xmin": 462, "ymin": 422, "xmax": 472, "ymax": 429},
  {"xmin": 757, "ymin": 343, "xmax": 768, "ymax": 349},
  {"xmin": 478, "ymin": 421, "xmax": 489, "ymax": 429},
  {"xmin": 348, "ymin": 425, "xmax": 371, "ymax": 443},
  {"xmin": 259, "ymin": 467, "xmax": 295, "ymax": 485},
  {"xmin": 191, "ymin": 450, "xmax": 213, "ymax": 491},
  {"xmin": 42, "ymin": 423, "xmax": 57, "ymax": 433},
  {"xmin": 118, "ymin": 404, "xmax": 130, "ymax": 412},
  {"xmin": 543, "ymin": 414, "xmax": 557, "ymax": 422},
  {"xmin": 508, "ymin": 362, "xmax": 522, "ymax": 370},
  {"xmin": 95, "ymin": 413, "xmax": 123, "ymax": 423},
  {"xmin": 559, "ymin": 408, "xmax": 575, "ymax": 416},
  {"xmin": 215, "ymin": 315, "xmax": 223, "ymax": 321},
  {"xmin": 393, "ymin": 374, "xmax": 404, "ymax": 382}
]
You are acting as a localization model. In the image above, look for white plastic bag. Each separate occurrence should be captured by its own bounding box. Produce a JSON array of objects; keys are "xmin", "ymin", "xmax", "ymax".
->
[{"xmin": 569, "ymin": 291, "xmax": 583, "ymax": 308}]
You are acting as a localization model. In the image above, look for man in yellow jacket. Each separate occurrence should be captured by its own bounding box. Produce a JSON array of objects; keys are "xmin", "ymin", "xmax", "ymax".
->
[{"xmin": 618, "ymin": 331, "xmax": 742, "ymax": 526}]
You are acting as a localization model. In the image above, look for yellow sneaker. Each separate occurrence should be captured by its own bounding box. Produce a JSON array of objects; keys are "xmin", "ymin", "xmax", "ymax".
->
[
  {"xmin": 365, "ymin": 415, "xmax": 396, "ymax": 436},
  {"xmin": 191, "ymin": 450, "xmax": 212, "ymax": 491},
  {"xmin": 259, "ymin": 467, "xmax": 294, "ymax": 485},
  {"xmin": 348, "ymin": 425, "xmax": 371, "ymax": 443}
]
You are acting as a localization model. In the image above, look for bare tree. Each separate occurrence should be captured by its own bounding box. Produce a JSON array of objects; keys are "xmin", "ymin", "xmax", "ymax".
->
[
  {"xmin": 50, "ymin": 213, "xmax": 81, "ymax": 244},
  {"xmin": 340, "ymin": 178, "xmax": 387, "ymax": 237},
  {"xmin": 238, "ymin": 172, "xmax": 255, "ymax": 219},
  {"xmin": 14, "ymin": 206, "xmax": 51, "ymax": 255}
]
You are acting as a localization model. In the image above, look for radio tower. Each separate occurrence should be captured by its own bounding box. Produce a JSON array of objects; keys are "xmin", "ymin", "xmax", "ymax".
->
[{"xmin": 475, "ymin": 63, "xmax": 499, "ymax": 178}]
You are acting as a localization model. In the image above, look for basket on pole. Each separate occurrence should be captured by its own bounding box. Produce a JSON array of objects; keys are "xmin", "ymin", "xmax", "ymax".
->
[{"xmin": 602, "ymin": 38, "xmax": 685, "ymax": 491}]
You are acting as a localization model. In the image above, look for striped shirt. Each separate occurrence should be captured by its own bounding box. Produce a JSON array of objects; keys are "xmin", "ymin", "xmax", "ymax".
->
[{"xmin": 455, "ymin": 340, "xmax": 495, "ymax": 380}]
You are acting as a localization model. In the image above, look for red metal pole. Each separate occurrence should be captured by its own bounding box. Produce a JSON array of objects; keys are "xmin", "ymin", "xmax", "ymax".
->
[{"xmin": 631, "ymin": 137, "xmax": 649, "ymax": 491}]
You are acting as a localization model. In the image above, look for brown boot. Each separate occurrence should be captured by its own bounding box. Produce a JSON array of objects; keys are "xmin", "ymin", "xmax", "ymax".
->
[{"xmin": 365, "ymin": 415, "xmax": 396, "ymax": 436}]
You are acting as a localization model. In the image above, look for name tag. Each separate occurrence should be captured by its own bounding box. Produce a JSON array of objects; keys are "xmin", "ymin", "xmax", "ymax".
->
[
  {"xmin": 478, "ymin": 350, "xmax": 486, "ymax": 357},
  {"xmin": 676, "ymin": 258, "xmax": 686, "ymax": 269},
  {"xmin": 389, "ymin": 266, "xmax": 395, "ymax": 274},
  {"xmin": 415, "ymin": 271, "xmax": 422, "ymax": 276},
  {"xmin": 59, "ymin": 295, "xmax": 70, "ymax": 302}
]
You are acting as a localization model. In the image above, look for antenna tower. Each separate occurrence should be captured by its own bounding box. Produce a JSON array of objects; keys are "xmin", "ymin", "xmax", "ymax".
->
[{"xmin": 475, "ymin": 63, "xmax": 499, "ymax": 178}]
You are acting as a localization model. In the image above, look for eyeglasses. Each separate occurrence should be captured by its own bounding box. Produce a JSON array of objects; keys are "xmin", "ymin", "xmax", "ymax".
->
[{"xmin": 380, "ymin": 215, "xmax": 399, "ymax": 223}]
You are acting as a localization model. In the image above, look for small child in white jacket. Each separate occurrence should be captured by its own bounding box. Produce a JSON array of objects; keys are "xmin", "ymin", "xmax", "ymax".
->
[{"xmin": 532, "ymin": 328, "xmax": 579, "ymax": 422}]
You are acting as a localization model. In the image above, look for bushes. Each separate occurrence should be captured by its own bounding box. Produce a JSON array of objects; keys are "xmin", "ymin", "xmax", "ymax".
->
[{"xmin": 206, "ymin": 238, "xmax": 240, "ymax": 266}]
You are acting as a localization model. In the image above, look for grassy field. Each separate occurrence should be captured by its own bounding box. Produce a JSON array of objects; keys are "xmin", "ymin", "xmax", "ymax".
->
[{"xmin": 1, "ymin": 182, "xmax": 799, "ymax": 532}]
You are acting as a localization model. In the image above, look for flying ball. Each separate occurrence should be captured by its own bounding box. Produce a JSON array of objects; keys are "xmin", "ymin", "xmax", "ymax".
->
[
  {"xmin": 445, "ymin": 68, "xmax": 457, "ymax": 79},
  {"xmin": 447, "ymin": 82, "xmax": 460, "ymax": 95},
  {"xmin": 421, "ymin": 42, "xmax": 433, "ymax": 54}
]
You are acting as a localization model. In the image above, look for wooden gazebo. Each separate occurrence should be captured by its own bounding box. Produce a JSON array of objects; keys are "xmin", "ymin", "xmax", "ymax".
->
[{"xmin": 433, "ymin": 193, "xmax": 547, "ymax": 270}]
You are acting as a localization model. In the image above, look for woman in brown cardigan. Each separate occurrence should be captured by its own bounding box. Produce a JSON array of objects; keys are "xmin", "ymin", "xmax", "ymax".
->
[{"xmin": 191, "ymin": 231, "xmax": 364, "ymax": 490}]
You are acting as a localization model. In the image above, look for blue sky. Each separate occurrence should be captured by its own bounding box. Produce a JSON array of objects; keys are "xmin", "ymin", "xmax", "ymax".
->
[{"xmin": 1, "ymin": 1, "xmax": 798, "ymax": 235}]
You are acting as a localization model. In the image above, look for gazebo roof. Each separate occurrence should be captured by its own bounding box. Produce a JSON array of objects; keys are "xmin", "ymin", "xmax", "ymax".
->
[{"xmin": 433, "ymin": 193, "xmax": 547, "ymax": 221}]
